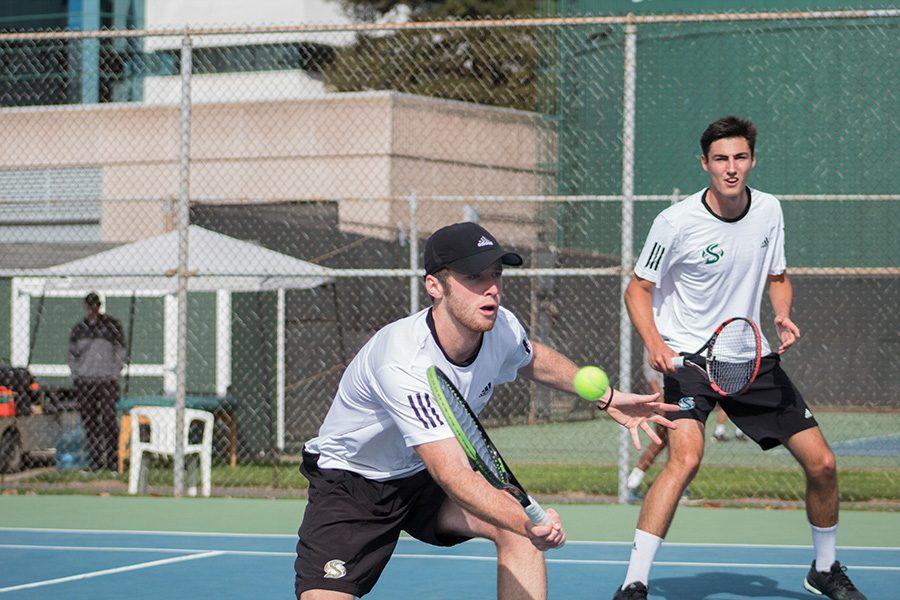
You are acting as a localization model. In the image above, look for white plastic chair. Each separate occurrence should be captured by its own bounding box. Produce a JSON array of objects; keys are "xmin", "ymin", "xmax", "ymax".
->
[{"xmin": 127, "ymin": 407, "xmax": 214, "ymax": 497}]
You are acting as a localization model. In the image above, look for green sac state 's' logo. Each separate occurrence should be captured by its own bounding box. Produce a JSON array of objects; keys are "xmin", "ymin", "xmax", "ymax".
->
[
  {"xmin": 678, "ymin": 397, "xmax": 696, "ymax": 410},
  {"xmin": 324, "ymin": 559, "xmax": 347, "ymax": 579},
  {"xmin": 702, "ymin": 243, "xmax": 724, "ymax": 264}
]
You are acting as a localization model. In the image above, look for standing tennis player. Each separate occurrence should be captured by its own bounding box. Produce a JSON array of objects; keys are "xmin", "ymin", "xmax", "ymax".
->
[
  {"xmin": 613, "ymin": 117, "xmax": 867, "ymax": 600},
  {"xmin": 296, "ymin": 222, "xmax": 677, "ymax": 600}
]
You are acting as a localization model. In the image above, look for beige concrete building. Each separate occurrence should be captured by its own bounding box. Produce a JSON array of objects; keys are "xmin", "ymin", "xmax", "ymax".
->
[{"xmin": 0, "ymin": 92, "xmax": 553, "ymax": 245}]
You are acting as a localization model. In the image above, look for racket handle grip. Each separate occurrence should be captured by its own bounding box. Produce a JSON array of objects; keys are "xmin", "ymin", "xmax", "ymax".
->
[
  {"xmin": 525, "ymin": 496, "xmax": 565, "ymax": 549},
  {"xmin": 524, "ymin": 496, "xmax": 551, "ymax": 525},
  {"xmin": 671, "ymin": 356, "xmax": 685, "ymax": 369}
]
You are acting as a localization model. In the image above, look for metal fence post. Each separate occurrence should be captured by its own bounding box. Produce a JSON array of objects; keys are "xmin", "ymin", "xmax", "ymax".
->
[
  {"xmin": 409, "ymin": 194, "xmax": 419, "ymax": 314},
  {"xmin": 617, "ymin": 21, "xmax": 638, "ymax": 505},
  {"xmin": 174, "ymin": 30, "xmax": 193, "ymax": 498},
  {"xmin": 276, "ymin": 288, "xmax": 286, "ymax": 451}
]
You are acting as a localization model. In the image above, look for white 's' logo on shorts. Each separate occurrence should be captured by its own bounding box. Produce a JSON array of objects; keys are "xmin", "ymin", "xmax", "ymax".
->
[
  {"xmin": 678, "ymin": 397, "xmax": 696, "ymax": 410},
  {"xmin": 324, "ymin": 559, "xmax": 347, "ymax": 579}
]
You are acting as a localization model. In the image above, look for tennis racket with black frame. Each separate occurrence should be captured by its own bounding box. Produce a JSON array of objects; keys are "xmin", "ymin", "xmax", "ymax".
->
[
  {"xmin": 671, "ymin": 316, "xmax": 763, "ymax": 397},
  {"xmin": 426, "ymin": 365, "xmax": 552, "ymax": 527}
]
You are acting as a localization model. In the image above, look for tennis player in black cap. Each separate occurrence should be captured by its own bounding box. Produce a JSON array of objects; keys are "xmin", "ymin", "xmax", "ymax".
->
[{"xmin": 294, "ymin": 222, "xmax": 676, "ymax": 600}]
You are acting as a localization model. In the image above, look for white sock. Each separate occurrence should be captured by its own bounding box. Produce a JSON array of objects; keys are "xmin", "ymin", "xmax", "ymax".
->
[
  {"xmin": 714, "ymin": 423, "xmax": 726, "ymax": 436},
  {"xmin": 812, "ymin": 523, "xmax": 837, "ymax": 572},
  {"xmin": 623, "ymin": 529, "xmax": 662, "ymax": 588},
  {"xmin": 627, "ymin": 467, "xmax": 645, "ymax": 490}
]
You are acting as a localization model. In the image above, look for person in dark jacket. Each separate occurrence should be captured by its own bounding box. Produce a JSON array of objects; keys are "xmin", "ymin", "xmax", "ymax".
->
[{"xmin": 68, "ymin": 293, "xmax": 126, "ymax": 472}]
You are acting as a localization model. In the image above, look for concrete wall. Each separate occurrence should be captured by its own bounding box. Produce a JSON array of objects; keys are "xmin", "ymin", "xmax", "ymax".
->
[{"xmin": 0, "ymin": 91, "xmax": 553, "ymax": 243}]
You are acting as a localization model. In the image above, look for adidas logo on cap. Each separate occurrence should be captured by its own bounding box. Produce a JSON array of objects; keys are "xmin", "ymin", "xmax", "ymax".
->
[{"xmin": 476, "ymin": 236, "xmax": 494, "ymax": 248}]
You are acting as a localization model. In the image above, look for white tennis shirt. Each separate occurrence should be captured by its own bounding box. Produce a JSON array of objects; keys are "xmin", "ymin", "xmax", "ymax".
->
[
  {"xmin": 633, "ymin": 187, "xmax": 786, "ymax": 355},
  {"xmin": 304, "ymin": 306, "xmax": 534, "ymax": 481}
]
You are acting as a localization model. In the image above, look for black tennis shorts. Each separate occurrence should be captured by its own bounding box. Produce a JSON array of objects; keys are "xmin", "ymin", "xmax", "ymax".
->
[
  {"xmin": 295, "ymin": 451, "xmax": 470, "ymax": 598},
  {"xmin": 663, "ymin": 354, "xmax": 818, "ymax": 450}
]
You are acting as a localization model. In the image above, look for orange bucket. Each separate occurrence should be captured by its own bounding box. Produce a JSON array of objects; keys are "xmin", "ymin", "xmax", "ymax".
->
[{"xmin": 0, "ymin": 386, "xmax": 14, "ymax": 417}]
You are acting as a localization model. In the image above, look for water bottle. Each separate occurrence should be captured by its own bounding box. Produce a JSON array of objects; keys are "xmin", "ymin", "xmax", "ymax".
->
[{"xmin": 56, "ymin": 423, "xmax": 85, "ymax": 470}]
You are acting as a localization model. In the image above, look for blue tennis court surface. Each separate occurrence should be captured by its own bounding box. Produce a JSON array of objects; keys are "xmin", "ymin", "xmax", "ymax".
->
[
  {"xmin": 772, "ymin": 433, "xmax": 900, "ymax": 458},
  {"xmin": 829, "ymin": 434, "xmax": 900, "ymax": 457},
  {"xmin": 1, "ymin": 528, "xmax": 897, "ymax": 599}
]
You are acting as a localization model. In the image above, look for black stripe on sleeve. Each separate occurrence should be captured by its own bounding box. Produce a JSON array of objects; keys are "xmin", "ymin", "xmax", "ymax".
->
[
  {"xmin": 422, "ymin": 392, "xmax": 444, "ymax": 426},
  {"xmin": 408, "ymin": 394, "xmax": 429, "ymax": 428},
  {"xmin": 416, "ymin": 393, "xmax": 438, "ymax": 428},
  {"xmin": 651, "ymin": 245, "xmax": 665, "ymax": 270},
  {"xmin": 644, "ymin": 243, "xmax": 659, "ymax": 268}
]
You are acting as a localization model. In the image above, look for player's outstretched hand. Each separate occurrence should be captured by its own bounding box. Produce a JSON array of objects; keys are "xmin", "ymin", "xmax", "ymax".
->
[
  {"xmin": 526, "ymin": 508, "xmax": 566, "ymax": 551},
  {"xmin": 774, "ymin": 315, "xmax": 800, "ymax": 354},
  {"xmin": 647, "ymin": 341, "xmax": 678, "ymax": 374},
  {"xmin": 604, "ymin": 391, "xmax": 679, "ymax": 450}
]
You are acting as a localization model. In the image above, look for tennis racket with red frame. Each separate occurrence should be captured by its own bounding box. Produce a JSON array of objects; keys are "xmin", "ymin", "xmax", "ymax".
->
[{"xmin": 672, "ymin": 317, "xmax": 763, "ymax": 397}]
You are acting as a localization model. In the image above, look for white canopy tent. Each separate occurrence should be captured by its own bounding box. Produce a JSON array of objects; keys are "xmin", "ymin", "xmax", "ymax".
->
[
  {"xmin": 27, "ymin": 225, "xmax": 332, "ymax": 293},
  {"xmin": 12, "ymin": 226, "xmax": 334, "ymax": 450}
]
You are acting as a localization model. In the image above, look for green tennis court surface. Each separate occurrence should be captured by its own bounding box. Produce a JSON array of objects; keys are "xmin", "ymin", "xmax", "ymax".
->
[{"xmin": 1, "ymin": 496, "xmax": 898, "ymax": 599}]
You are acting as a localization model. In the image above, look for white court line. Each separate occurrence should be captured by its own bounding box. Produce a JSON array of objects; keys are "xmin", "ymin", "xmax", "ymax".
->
[
  {"xmin": 1, "ymin": 543, "xmax": 207, "ymax": 554},
  {"xmin": 2, "ymin": 544, "xmax": 899, "ymax": 572},
  {"xmin": 520, "ymin": 539, "xmax": 900, "ymax": 551},
  {"xmin": 1, "ymin": 527, "xmax": 898, "ymax": 551},
  {"xmin": 387, "ymin": 554, "xmax": 900, "ymax": 571},
  {"xmin": 0, "ymin": 543, "xmax": 290, "ymax": 558},
  {"xmin": 0, "ymin": 550, "xmax": 224, "ymax": 594},
  {"xmin": 0, "ymin": 526, "xmax": 296, "ymax": 539}
]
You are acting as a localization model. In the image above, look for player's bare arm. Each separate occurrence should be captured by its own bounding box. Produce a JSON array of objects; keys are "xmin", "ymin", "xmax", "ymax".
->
[
  {"xmin": 415, "ymin": 437, "xmax": 564, "ymax": 550},
  {"xmin": 768, "ymin": 272, "xmax": 800, "ymax": 353},
  {"xmin": 517, "ymin": 340, "xmax": 678, "ymax": 448},
  {"xmin": 624, "ymin": 274, "xmax": 677, "ymax": 373}
]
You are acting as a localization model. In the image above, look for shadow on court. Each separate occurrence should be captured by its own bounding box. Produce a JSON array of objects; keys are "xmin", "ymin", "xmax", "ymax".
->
[{"xmin": 649, "ymin": 572, "xmax": 810, "ymax": 599}]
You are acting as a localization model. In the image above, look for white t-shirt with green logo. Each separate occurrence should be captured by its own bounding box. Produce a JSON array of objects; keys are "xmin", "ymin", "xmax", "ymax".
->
[{"xmin": 633, "ymin": 187, "xmax": 786, "ymax": 354}]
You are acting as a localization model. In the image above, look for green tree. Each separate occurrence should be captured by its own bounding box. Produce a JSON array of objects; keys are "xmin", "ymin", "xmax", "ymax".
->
[{"xmin": 324, "ymin": 1, "xmax": 549, "ymax": 111}]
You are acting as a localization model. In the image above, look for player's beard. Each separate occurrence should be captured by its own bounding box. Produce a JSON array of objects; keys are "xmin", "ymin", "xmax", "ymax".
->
[{"xmin": 442, "ymin": 285, "xmax": 498, "ymax": 334}]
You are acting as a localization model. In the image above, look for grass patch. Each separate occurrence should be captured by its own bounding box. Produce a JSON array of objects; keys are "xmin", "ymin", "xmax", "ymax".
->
[
  {"xmin": 17, "ymin": 461, "xmax": 899, "ymax": 503},
  {"xmin": 25, "ymin": 462, "xmax": 310, "ymax": 490}
]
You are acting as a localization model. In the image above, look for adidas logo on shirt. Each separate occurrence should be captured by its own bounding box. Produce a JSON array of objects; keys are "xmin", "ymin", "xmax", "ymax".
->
[
  {"xmin": 761, "ymin": 236, "xmax": 770, "ymax": 248},
  {"xmin": 476, "ymin": 236, "xmax": 494, "ymax": 247},
  {"xmin": 478, "ymin": 382, "xmax": 493, "ymax": 398}
]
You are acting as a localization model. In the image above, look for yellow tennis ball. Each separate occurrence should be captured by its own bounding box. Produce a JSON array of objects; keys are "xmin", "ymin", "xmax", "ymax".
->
[{"xmin": 573, "ymin": 366, "xmax": 609, "ymax": 401}]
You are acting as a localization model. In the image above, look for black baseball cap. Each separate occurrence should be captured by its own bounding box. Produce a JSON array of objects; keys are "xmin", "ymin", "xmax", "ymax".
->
[
  {"xmin": 84, "ymin": 292, "xmax": 101, "ymax": 307},
  {"xmin": 424, "ymin": 222, "xmax": 523, "ymax": 276}
]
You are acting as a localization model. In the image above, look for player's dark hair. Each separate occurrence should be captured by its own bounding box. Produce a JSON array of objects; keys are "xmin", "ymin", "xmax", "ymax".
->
[{"xmin": 700, "ymin": 116, "xmax": 757, "ymax": 157}]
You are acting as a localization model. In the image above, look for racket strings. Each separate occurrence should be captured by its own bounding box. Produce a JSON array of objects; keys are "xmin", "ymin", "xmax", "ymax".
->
[
  {"xmin": 439, "ymin": 380, "xmax": 505, "ymax": 480},
  {"xmin": 709, "ymin": 320, "xmax": 760, "ymax": 395}
]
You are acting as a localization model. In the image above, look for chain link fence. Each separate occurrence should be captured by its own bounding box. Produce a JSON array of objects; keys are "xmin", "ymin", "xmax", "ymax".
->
[{"xmin": 0, "ymin": 10, "xmax": 897, "ymax": 506}]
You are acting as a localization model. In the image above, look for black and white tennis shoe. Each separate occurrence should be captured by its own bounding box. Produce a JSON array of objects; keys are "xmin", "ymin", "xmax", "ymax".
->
[
  {"xmin": 612, "ymin": 581, "xmax": 648, "ymax": 600},
  {"xmin": 804, "ymin": 561, "xmax": 867, "ymax": 600}
]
